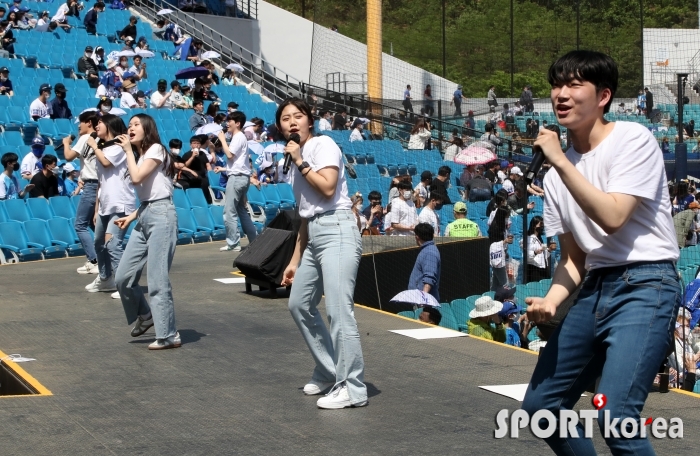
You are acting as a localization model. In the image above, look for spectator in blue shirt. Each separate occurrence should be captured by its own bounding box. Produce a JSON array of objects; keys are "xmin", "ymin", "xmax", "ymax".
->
[
  {"xmin": 452, "ymin": 84, "xmax": 463, "ymax": 116},
  {"xmin": 408, "ymin": 223, "xmax": 441, "ymax": 301},
  {"xmin": 495, "ymin": 286, "xmax": 523, "ymax": 347},
  {"xmin": 0, "ymin": 152, "xmax": 33, "ymax": 199},
  {"xmin": 50, "ymin": 83, "xmax": 72, "ymax": 119},
  {"xmin": 62, "ymin": 162, "xmax": 80, "ymax": 196},
  {"xmin": 0, "ymin": 66, "xmax": 12, "ymax": 96}
]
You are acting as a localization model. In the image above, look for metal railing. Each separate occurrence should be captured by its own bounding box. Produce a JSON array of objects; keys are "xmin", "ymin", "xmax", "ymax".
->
[{"xmin": 132, "ymin": 0, "xmax": 301, "ymax": 103}]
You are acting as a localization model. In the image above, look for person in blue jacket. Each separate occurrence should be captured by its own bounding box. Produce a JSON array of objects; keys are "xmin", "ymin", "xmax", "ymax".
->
[{"xmin": 409, "ymin": 222, "xmax": 441, "ymax": 302}]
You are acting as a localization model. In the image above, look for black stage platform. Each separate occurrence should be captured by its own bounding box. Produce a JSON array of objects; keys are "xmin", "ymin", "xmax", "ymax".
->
[{"xmin": 0, "ymin": 242, "xmax": 699, "ymax": 455}]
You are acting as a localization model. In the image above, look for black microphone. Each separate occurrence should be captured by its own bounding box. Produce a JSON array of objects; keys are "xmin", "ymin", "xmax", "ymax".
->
[
  {"xmin": 524, "ymin": 125, "xmax": 559, "ymax": 185},
  {"xmin": 283, "ymin": 133, "xmax": 301, "ymax": 175}
]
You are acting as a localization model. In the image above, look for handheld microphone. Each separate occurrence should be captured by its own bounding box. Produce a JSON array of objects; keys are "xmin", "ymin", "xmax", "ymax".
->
[
  {"xmin": 524, "ymin": 125, "xmax": 559, "ymax": 185},
  {"xmin": 283, "ymin": 133, "xmax": 301, "ymax": 175}
]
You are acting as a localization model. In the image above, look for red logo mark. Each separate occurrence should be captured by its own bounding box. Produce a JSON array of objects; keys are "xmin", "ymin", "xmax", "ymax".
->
[
  {"xmin": 592, "ymin": 393, "xmax": 607, "ymax": 410},
  {"xmin": 645, "ymin": 417, "xmax": 653, "ymax": 426}
]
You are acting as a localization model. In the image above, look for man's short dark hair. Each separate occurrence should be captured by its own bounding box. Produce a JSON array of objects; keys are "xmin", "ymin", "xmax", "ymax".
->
[
  {"xmin": 397, "ymin": 181, "xmax": 412, "ymax": 191},
  {"xmin": 319, "ymin": 110, "xmax": 328, "ymax": 117},
  {"xmin": 547, "ymin": 50, "xmax": 618, "ymax": 113},
  {"xmin": 488, "ymin": 160, "xmax": 498, "ymax": 169},
  {"xmin": 193, "ymin": 99, "xmax": 203, "ymax": 106},
  {"xmin": 438, "ymin": 165, "xmax": 452, "ymax": 177},
  {"xmin": 170, "ymin": 81, "xmax": 180, "ymax": 89},
  {"xmin": 368, "ymin": 190, "xmax": 381, "ymax": 201},
  {"xmin": 429, "ymin": 192, "xmax": 444, "ymax": 203},
  {"xmin": 484, "ymin": 123, "xmax": 494, "ymax": 132},
  {"xmin": 189, "ymin": 136, "xmax": 202, "ymax": 145},
  {"xmin": 422, "ymin": 307, "xmax": 442, "ymax": 325},
  {"xmin": 226, "ymin": 110, "xmax": 246, "ymax": 127},
  {"xmin": 415, "ymin": 222, "xmax": 434, "ymax": 242},
  {"xmin": 0, "ymin": 7, "xmax": 6, "ymax": 13},
  {"xmin": 94, "ymin": 2, "xmax": 105, "ymax": 9},
  {"xmin": 78, "ymin": 110, "xmax": 99, "ymax": 128},
  {"xmin": 1, "ymin": 152, "xmax": 17, "ymax": 168},
  {"xmin": 169, "ymin": 138, "xmax": 182, "ymax": 149},
  {"xmin": 156, "ymin": 20, "xmax": 164, "ymax": 27},
  {"xmin": 41, "ymin": 154, "xmax": 57, "ymax": 167}
]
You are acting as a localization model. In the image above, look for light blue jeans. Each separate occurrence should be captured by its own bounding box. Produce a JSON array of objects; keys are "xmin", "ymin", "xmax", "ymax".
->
[
  {"xmin": 224, "ymin": 174, "xmax": 257, "ymax": 247},
  {"xmin": 288, "ymin": 209, "xmax": 367, "ymax": 404},
  {"xmin": 74, "ymin": 181, "xmax": 97, "ymax": 262},
  {"xmin": 94, "ymin": 212, "xmax": 126, "ymax": 280},
  {"xmin": 115, "ymin": 199, "xmax": 178, "ymax": 340},
  {"xmin": 522, "ymin": 261, "xmax": 680, "ymax": 455}
]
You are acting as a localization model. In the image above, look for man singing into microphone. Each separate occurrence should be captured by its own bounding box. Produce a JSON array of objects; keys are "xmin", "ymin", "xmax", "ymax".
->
[{"xmin": 521, "ymin": 50, "xmax": 680, "ymax": 454}]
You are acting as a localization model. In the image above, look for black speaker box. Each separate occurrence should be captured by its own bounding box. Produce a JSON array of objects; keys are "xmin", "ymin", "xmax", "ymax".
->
[{"xmin": 234, "ymin": 228, "xmax": 296, "ymax": 286}]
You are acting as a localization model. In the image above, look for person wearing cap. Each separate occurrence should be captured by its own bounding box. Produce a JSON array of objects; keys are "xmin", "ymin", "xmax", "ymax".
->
[
  {"xmin": 467, "ymin": 296, "xmax": 505, "ymax": 341},
  {"xmin": 128, "ymin": 55, "xmax": 147, "ymax": 81},
  {"xmin": 49, "ymin": 83, "xmax": 72, "ymax": 119},
  {"xmin": 257, "ymin": 159, "xmax": 276, "ymax": 185},
  {"xmin": 62, "ymin": 163, "xmax": 80, "ymax": 196},
  {"xmin": 119, "ymin": 15, "xmax": 137, "ymax": 41},
  {"xmin": 0, "ymin": 66, "xmax": 12, "ymax": 96},
  {"xmin": 444, "ymin": 202, "xmax": 481, "ymax": 237},
  {"xmin": 182, "ymin": 135, "xmax": 213, "ymax": 204},
  {"xmin": 417, "ymin": 192, "xmax": 443, "ymax": 236},
  {"xmin": 451, "ymin": 84, "xmax": 463, "ymax": 116},
  {"xmin": 408, "ymin": 222, "xmax": 441, "ymax": 301},
  {"xmin": 413, "ymin": 170, "xmax": 432, "ymax": 207},
  {"xmin": 35, "ymin": 10, "xmax": 51, "ymax": 32},
  {"xmin": 121, "ymin": 36, "xmax": 135, "ymax": 52},
  {"xmin": 29, "ymin": 84, "xmax": 53, "ymax": 121},
  {"xmin": 118, "ymin": 80, "xmax": 138, "ymax": 109},
  {"xmin": 494, "ymin": 287, "xmax": 526, "ymax": 347},
  {"xmin": 673, "ymin": 201, "xmax": 700, "ymax": 249},
  {"xmin": 77, "ymin": 46, "xmax": 99, "ymax": 87},
  {"xmin": 501, "ymin": 165, "xmax": 522, "ymax": 195},
  {"xmin": 20, "ymin": 137, "xmax": 47, "ymax": 178},
  {"xmin": 349, "ymin": 118, "xmax": 364, "ymax": 142},
  {"xmin": 1, "ymin": 152, "xmax": 33, "ymax": 199},
  {"xmin": 83, "ymin": 2, "xmax": 104, "ymax": 35},
  {"xmin": 149, "ymin": 79, "xmax": 173, "ymax": 109}
]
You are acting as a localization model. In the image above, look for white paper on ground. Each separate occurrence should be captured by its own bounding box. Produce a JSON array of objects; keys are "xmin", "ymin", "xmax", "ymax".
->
[
  {"xmin": 214, "ymin": 278, "xmax": 247, "ymax": 284},
  {"xmin": 389, "ymin": 328, "xmax": 468, "ymax": 340},
  {"xmin": 1, "ymin": 354, "xmax": 36, "ymax": 363},
  {"xmin": 479, "ymin": 384, "xmax": 587, "ymax": 402}
]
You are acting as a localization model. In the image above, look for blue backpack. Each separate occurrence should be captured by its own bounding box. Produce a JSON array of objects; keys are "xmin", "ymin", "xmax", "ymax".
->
[{"xmin": 683, "ymin": 278, "xmax": 700, "ymax": 329}]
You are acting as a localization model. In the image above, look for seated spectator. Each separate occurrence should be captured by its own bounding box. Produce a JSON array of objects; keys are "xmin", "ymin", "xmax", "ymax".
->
[
  {"xmin": 350, "ymin": 192, "xmax": 367, "ymax": 232},
  {"xmin": 119, "ymin": 80, "xmax": 138, "ymax": 108},
  {"xmin": 484, "ymin": 160, "xmax": 500, "ymax": 184},
  {"xmin": 257, "ymin": 160, "xmax": 276, "ymax": 185},
  {"xmin": 51, "ymin": 1, "xmax": 72, "ymax": 27},
  {"xmin": 674, "ymin": 201, "xmax": 700, "ymax": 249},
  {"xmin": 189, "ymin": 99, "xmax": 207, "ymax": 132},
  {"xmin": 502, "ymin": 166, "xmax": 522, "ymax": 195},
  {"xmin": 181, "ymin": 135, "xmax": 213, "ymax": 204},
  {"xmin": 444, "ymin": 202, "xmax": 481, "ymax": 237},
  {"xmin": 30, "ymin": 83, "xmax": 53, "ymax": 121},
  {"xmin": 62, "ymin": 163, "xmax": 80, "ymax": 196},
  {"xmin": 414, "ymin": 170, "xmax": 431, "ymax": 207},
  {"xmin": 430, "ymin": 165, "xmax": 452, "ymax": 204},
  {"xmin": 408, "ymin": 222, "xmax": 441, "ymax": 301},
  {"xmin": 417, "ymin": 192, "xmax": 443, "ymax": 236},
  {"xmin": 480, "ymin": 123, "xmax": 502, "ymax": 147},
  {"xmin": 121, "ymin": 36, "xmax": 135, "ymax": 52},
  {"xmin": 50, "ymin": 83, "xmax": 72, "ymax": 119},
  {"xmin": 170, "ymin": 81, "xmax": 189, "ymax": 109},
  {"xmin": 507, "ymin": 181, "xmax": 535, "ymax": 214},
  {"xmin": 172, "ymin": 153, "xmax": 201, "ymax": 190},
  {"xmin": 0, "ymin": 7, "xmax": 5, "ymax": 20},
  {"xmin": 513, "ymin": 101, "xmax": 523, "ymax": 116},
  {"xmin": 78, "ymin": 46, "xmax": 101, "ymax": 89},
  {"xmin": 35, "ymin": 11, "xmax": 52, "ymax": 32},
  {"xmin": 318, "ymin": 110, "xmax": 332, "ymax": 131},
  {"xmin": 14, "ymin": 7, "xmax": 36, "ymax": 30},
  {"xmin": 1, "ymin": 152, "xmax": 33, "ymax": 199},
  {"xmin": 387, "ymin": 181, "xmax": 418, "ymax": 236},
  {"xmin": 150, "ymin": 79, "xmax": 173, "ymax": 109},
  {"xmin": 181, "ymin": 86, "xmax": 193, "ymax": 107},
  {"xmin": 686, "ymin": 120, "xmax": 696, "ymax": 139},
  {"xmin": 65, "ymin": 0, "xmax": 83, "ymax": 18},
  {"xmin": 115, "ymin": 56, "xmax": 130, "ymax": 80},
  {"xmin": 459, "ymin": 164, "xmax": 475, "ymax": 188},
  {"xmin": 668, "ymin": 310, "xmax": 700, "ymax": 388},
  {"xmin": 221, "ymin": 68, "xmax": 236, "ymax": 86},
  {"xmin": 443, "ymin": 137, "xmax": 463, "ymax": 162},
  {"xmin": 418, "ymin": 306, "xmax": 442, "ymax": 325},
  {"xmin": 486, "ymin": 189, "xmax": 508, "ymax": 217},
  {"xmin": 494, "ymin": 287, "xmax": 524, "ymax": 347},
  {"xmin": 20, "ymin": 137, "xmax": 46, "ymax": 178},
  {"xmin": 91, "ymin": 46, "xmax": 106, "ymax": 70},
  {"xmin": 96, "ymin": 96, "xmax": 113, "ymax": 114},
  {"xmin": 407, "ymin": 118, "xmax": 432, "ymax": 150},
  {"xmin": 199, "ymin": 60, "xmax": 219, "ymax": 85},
  {"xmin": 95, "ymin": 60, "xmax": 120, "ymax": 99},
  {"xmin": 497, "ymin": 159, "xmax": 510, "ymax": 183},
  {"xmin": 29, "ymin": 154, "xmax": 59, "ymax": 198},
  {"xmin": 83, "ymin": 2, "xmax": 105, "ymax": 35},
  {"xmin": 0, "ymin": 66, "xmax": 12, "ymax": 96},
  {"xmin": 0, "ymin": 20, "xmax": 15, "ymax": 55},
  {"xmin": 362, "ymin": 190, "xmax": 385, "ymax": 234},
  {"xmin": 187, "ymin": 38, "xmax": 204, "ymax": 63},
  {"xmin": 129, "ymin": 55, "xmax": 147, "ymax": 81},
  {"xmin": 119, "ymin": 15, "xmax": 137, "ymax": 41},
  {"xmin": 467, "ymin": 296, "xmax": 505, "ymax": 342},
  {"xmin": 349, "ymin": 119, "xmax": 364, "ymax": 142},
  {"xmin": 332, "ymin": 108, "xmax": 348, "ymax": 130}
]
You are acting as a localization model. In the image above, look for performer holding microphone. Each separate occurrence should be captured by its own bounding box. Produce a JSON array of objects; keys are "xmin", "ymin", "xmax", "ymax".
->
[
  {"xmin": 521, "ymin": 50, "xmax": 680, "ymax": 454},
  {"xmin": 278, "ymin": 98, "xmax": 367, "ymax": 410}
]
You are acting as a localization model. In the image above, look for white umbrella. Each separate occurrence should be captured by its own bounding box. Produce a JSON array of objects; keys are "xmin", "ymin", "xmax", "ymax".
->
[
  {"xmin": 226, "ymin": 63, "xmax": 244, "ymax": 72},
  {"xmin": 195, "ymin": 123, "xmax": 223, "ymax": 135},
  {"xmin": 157, "ymin": 8, "xmax": 174, "ymax": 15},
  {"xmin": 109, "ymin": 107, "xmax": 127, "ymax": 116},
  {"xmin": 116, "ymin": 50, "xmax": 137, "ymax": 57},
  {"xmin": 390, "ymin": 290, "xmax": 440, "ymax": 308},
  {"xmin": 263, "ymin": 143, "xmax": 285, "ymax": 155},
  {"xmin": 135, "ymin": 49, "xmax": 155, "ymax": 58},
  {"xmin": 201, "ymin": 51, "xmax": 220, "ymax": 60}
]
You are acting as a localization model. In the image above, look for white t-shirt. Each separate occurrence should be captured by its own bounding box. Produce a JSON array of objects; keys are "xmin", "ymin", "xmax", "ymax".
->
[
  {"xmin": 150, "ymin": 91, "xmax": 172, "ymax": 109},
  {"xmin": 224, "ymin": 131, "xmax": 251, "ymax": 177},
  {"xmin": 349, "ymin": 129, "xmax": 363, "ymax": 142},
  {"xmin": 414, "ymin": 182, "xmax": 428, "ymax": 202},
  {"xmin": 72, "ymin": 134, "xmax": 98, "ymax": 181},
  {"xmin": 291, "ymin": 135, "xmax": 351, "ymax": 218},
  {"xmin": 527, "ymin": 234, "xmax": 549, "ymax": 269},
  {"xmin": 97, "ymin": 145, "xmax": 136, "ymax": 216},
  {"xmin": 502, "ymin": 178, "xmax": 515, "ymax": 194},
  {"xmin": 20, "ymin": 153, "xmax": 42, "ymax": 177},
  {"xmin": 29, "ymin": 98, "xmax": 51, "ymax": 119},
  {"xmin": 544, "ymin": 121, "xmax": 679, "ymax": 270},
  {"xmin": 35, "ymin": 18, "xmax": 49, "ymax": 32},
  {"xmin": 318, "ymin": 118, "xmax": 332, "ymax": 131},
  {"xmin": 52, "ymin": 3, "xmax": 69, "ymax": 22},
  {"xmin": 489, "ymin": 241, "xmax": 506, "ymax": 268},
  {"xmin": 120, "ymin": 91, "xmax": 137, "ymax": 108},
  {"xmin": 497, "ymin": 170, "xmax": 507, "ymax": 183},
  {"xmin": 132, "ymin": 144, "xmax": 172, "ymax": 202},
  {"xmin": 387, "ymin": 197, "xmax": 418, "ymax": 236},
  {"xmin": 418, "ymin": 206, "xmax": 440, "ymax": 236}
]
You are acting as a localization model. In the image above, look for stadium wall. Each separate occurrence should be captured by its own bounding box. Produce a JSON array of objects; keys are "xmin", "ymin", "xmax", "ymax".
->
[{"xmin": 643, "ymin": 28, "xmax": 700, "ymax": 88}]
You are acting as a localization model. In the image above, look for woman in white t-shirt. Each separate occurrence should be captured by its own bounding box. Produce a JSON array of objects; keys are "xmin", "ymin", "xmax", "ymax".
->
[
  {"xmin": 83, "ymin": 114, "xmax": 134, "ymax": 295},
  {"xmin": 278, "ymin": 98, "xmax": 367, "ymax": 410},
  {"xmin": 526, "ymin": 216, "xmax": 551, "ymax": 282},
  {"xmin": 350, "ymin": 192, "xmax": 367, "ymax": 232},
  {"xmin": 113, "ymin": 114, "xmax": 180, "ymax": 350},
  {"xmin": 407, "ymin": 118, "xmax": 432, "ymax": 150},
  {"xmin": 488, "ymin": 207, "xmax": 513, "ymax": 291}
]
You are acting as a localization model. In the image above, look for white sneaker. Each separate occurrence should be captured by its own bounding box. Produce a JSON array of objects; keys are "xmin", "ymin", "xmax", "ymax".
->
[
  {"xmin": 77, "ymin": 260, "xmax": 99, "ymax": 274},
  {"xmin": 85, "ymin": 276, "xmax": 117, "ymax": 293},
  {"xmin": 303, "ymin": 380, "xmax": 335, "ymax": 396},
  {"xmin": 148, "ymin": 332, "xmax": 181, "ymax": 350},
  {"xmin": 220, "ymin": 243, "xmax": 241, "ymax": 252},
  {"xmin": 316, "ymin": 385, "xmax": 367, "ymax": 409},
  {"xmin": 111, "ymin": 291, "xmax": 120, "ymax": 299}
]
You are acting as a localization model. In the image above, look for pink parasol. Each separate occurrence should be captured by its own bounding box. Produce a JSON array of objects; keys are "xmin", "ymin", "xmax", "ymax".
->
[{"xmin": 454, "ymin": 144, "xmax": 497, "ymax": 165}]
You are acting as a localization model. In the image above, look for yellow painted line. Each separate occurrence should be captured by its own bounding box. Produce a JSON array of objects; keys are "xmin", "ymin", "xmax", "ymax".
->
[
  {"xmin": 0, "ymin": 349, "xmax": 52, "ymax": 397},
  {"xmin": 669, "ymin": 388, "xmax": 700, "ymax": 399}
]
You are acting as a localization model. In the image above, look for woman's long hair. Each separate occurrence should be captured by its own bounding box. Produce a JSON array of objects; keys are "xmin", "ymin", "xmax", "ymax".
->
[
  {"xmin": 410, "ymin": 118, "xmax": 426, "ymax": 135},
  {"xmin": 131, "ymin": 114, "xmax": 175, "ymax": 178},
  {"xmin": 528, "ymin": 215, "xmax": 544, "ymax": 243},
  {"xmin": 488, "ymin": 207, "xmax": 510, "ymax": 243},
  {"xmin": 97, "ymin": 113, "xmax": 126, "ymax": 142}
]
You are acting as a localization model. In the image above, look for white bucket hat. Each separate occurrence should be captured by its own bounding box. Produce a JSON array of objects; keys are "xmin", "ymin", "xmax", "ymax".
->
[{"xmin": 469, "ymin": 296, "xmax": 504, "ymax": 319}]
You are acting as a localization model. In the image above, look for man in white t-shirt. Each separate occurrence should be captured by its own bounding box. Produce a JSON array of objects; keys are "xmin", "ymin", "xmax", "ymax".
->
[
  {"xmin": 29, "ymin": 83, "xmax": 53, "ymax": 121},
  {"xmin": 318, "ymin": 110, "xmax": 332, "ymax": 131},
  {"xmin": 414, "ymin": 170, "xmax": 432, "ymax": 207},
  {"xmin": 388, "ymin": 181, "xmax": 418, "ymax": 236},
  {"xmin": 417, "ymin": 192, "xmax": 443, "ymax": 236},
  {"xmin": 217, "ymin": 112, "xmax": 258, "ymax": 251},
  {"xmin": 119, "ymin": 80, "xmax": 138, "ymax": 108},
  {"xmin": 62, "ymin": 110, "xmax": 100, "ymax": 274},
  {"xmin": 349, "ymin": 119, "xmax": 364, "ymax": 142},
  {"xmin": 150, "ymin": 79, "xmax": 173, "ymax": 109},
  {"xmin": 520, "ymin": 51, "xmax": 680, "ymax": 455},
  {"xmin": 501, "ymin": 166, "xmax": 521, "ymax": 195},
  {"xmin": 20, "ymin": 137, "xmax": 46, "ymax": 178}
]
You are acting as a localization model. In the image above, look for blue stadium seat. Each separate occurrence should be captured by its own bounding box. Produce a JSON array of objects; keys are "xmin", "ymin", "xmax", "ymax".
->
[
  {"xmin": 0, "ymin": 221, "xmax": 43, "ymax": 262},
  {"xmin": 47, "ymin": 217, "xmax": 85, "ymax": 257},
  {"xmin": 261, "ymin": 184, "xmax": 292, "ymax": 211},
  {"xmin": 173, "ymin": 187, "xmax": 191, "ymax": 210},
  {"xmin": 26, "ymin": 198, "xmax": 55, "ymax": 221},
  {"xmin": 4, "ymin": 199, "xmax": 34, "ymax": 222},
  {"xmin": 275, "ymin": 183, "xmax": 296, "ymax": 207},
  {"xmin": 191, "ymin": 207, "xmax": 226, "ymax": 241},
  {"xmin": 175, "ymin": 208, "xmax": 210, "ymax": 243},
  {"xmin": 208, "ymin": 205, "xmax": 225, "ymax": 230},
  {"xmin": 23, "ymin": 220, "xmax": 66, "ymax": 259},
  {"xmin": 49, "ymin": 196, "xmax": 76, "ymax": 220},
  {"xmin": 185, "ymin": 188, "xmax": 209, "ymax": 209}
]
